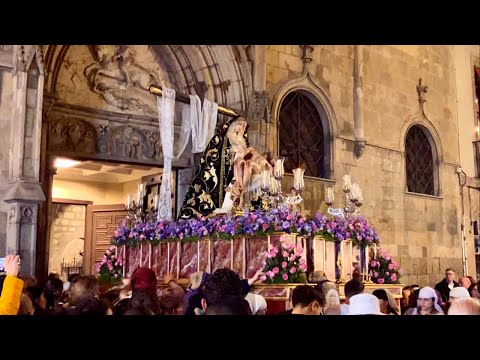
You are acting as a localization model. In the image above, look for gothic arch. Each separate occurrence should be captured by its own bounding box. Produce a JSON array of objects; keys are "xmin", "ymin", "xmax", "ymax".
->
[
  {"xmin": 271, "ymin": 73, "xmax": 338, "ymax": 179},
  {"xmin": 43, "ymin": 45, "xmax": 252, "ymax": 114},
  {"xmin": 400, "ymin": 116, "xmax": 444, "ymax": 196}
]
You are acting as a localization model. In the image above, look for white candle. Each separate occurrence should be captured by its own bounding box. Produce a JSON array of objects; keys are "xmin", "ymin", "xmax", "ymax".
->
[
  {"xmin": 292, "ymin": 168, "xmax": 305, "ymax": 191},
  {"xmin": 261, "ymin": 169, "xmax": 271, "ymax": 190},
  {"xmin": 343, "ymin": 174, "xmax": 351, "ymax": 191},
  {"xmin": 270, "ymin": 176, "xmax": 278, "ymax": 193},
  {"xmin": 137, "ymin": 191, "xmax": 142, "ymax": 207},
  {"xmin": 153, "ymin": 194, "xmax": 159, "ymax": 209},
  {"xmin": 125, "ymin": 195, "xmax": 131, "ymax": 209},
  {"xmin": 274, "ymin": 157, "xmax": 285, "ymax": 178}
]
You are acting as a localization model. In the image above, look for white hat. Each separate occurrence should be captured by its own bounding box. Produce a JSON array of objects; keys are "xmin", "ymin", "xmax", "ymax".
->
[
  {"xmin": 349, "ymin": 293, "xmax": 384, "ymax": 315},
  {"xmin": 449, "ymin": 286, "xmax": 470, "ymax": 299},
  {"xmin": 245, "ymin": 293, "xmax": 267, "ymax": 315}
]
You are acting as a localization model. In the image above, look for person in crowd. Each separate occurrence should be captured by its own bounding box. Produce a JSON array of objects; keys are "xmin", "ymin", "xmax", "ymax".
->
[
  {"xmin": 468, "ymin": 282, "xmax": 479, "ymax": 298},
  {"xmin": 0, "ymin": 254, "xmax": 24, "ymax": 315},
  {"xmin": 447, "ymin": 297, "xmax": 480, "ymax": 315},
  {"xmin": 158, "ymin": 274, "xmax": 185, "ymax": 314},
  {"xmin": 200, "ymin": 268, "xmax": 251, "ymax": 315},
  {"xmin": 290, "ymin": 285, "xmax": 322, "ymax": 315},
  {"xmin": 184, "ymin": 271, "xmax": 210, "ymax": 316},
  {"xmin": 404, "ymin": 286, "xmax": 444, "ymax": 315},
  {"xmin": 205, "ymin": 297, "xmax": 252, "ymax": 315},
  {"xmin": 447, "ymin": 286, "xmax": 470, "ymax": 310},
  {"xmin": 348, "ymin": 293, "xmax": 384, "ymax": 315},
  {"xmin": 434, "ymin": 268, "xmax": 460, "ymax": 303},
  {"xmin": 244, "ymin": 292, "xmax": 267, "ymax": 315},
  {"xmin": 372, "ymin": 289, "xmax": 399, "ymax": 315},
  {"xmin": 114, "ymin": 267, "xmax": 160, "ymax": 315},
  {"xmin": 340, "ymin": 278, "xmax": 364, "ymax": 315},
  {"xmin": 458, "ymin": 276, "xmax": 471, "ymax": 289},
  {"xmin": 17, "ymin": 293, "xmax": 34, "ymax": 315}
]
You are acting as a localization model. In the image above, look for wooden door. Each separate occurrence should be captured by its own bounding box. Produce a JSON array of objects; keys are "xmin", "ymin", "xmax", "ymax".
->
[{"xmin": 85, "ymin": 204, "xmax": 127, "ymax": 275}]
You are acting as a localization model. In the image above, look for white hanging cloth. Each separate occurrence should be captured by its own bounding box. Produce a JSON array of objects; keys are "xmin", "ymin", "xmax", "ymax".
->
[
  {"xmin": 157, "ymin": 88, "xmax": 176, "ymax": 221},
  {"xmin": 189, "ymin": 94, "xmax": 218, "ymax": 153}
]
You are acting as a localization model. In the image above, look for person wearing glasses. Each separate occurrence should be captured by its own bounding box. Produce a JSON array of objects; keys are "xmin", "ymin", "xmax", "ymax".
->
[{"xmin": 434, "ymin": 268, "xmax": 460, "ymax": 303}]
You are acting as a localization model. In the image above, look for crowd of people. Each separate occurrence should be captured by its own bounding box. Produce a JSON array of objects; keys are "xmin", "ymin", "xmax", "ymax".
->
[{"xmin": 0, "ymin": 252, "xmax": 479, "ymax": 315}]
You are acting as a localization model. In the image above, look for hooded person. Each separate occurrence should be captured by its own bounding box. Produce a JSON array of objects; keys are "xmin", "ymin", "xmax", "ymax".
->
[
  {"xmin": 372, "ymin": 289, "xmax": 399, "ymax": 315},
  {"xmin": 184, "ymin": 271, "xmax": 211, "ymax": 316},
  {"xmin": 348, "ymin": 293, "xmax": 384, "ymax": 315},
  {"xmin": 113, "ymin": 267, "xmax": 160, "ymax": 315},
  {"xmin": 414, "ymin": 286, "xmax": 444, "ymax": 315},
  {"xmin": 244, "ymin": 292, "xmax": 267, "ymax": 315}
]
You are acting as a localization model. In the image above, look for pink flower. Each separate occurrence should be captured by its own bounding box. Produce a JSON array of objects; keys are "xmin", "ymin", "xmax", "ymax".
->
[
  {"xmin": 282, "ymin": 261, "xmax": 288, "ymax": 269},
  {"xmin": 289, "ymin": 254, "xmax": 296, "ymax": 262},
  {"xmin": 106, "ymin": 249, "xmax": 111, "ymax": 255},
  {"xmin": 263, "ymin": 223, "xmax": 269, "ymax": 231},
  {"xmin": 114, "ymin": 230, "xmax": 120, "ymax": 237},
  {"xmin": 260, "ymin": 275, "xmax": 267, "ymax": 281},
  {"xmin": 282, "ymin": 251, "xmax": 289, "ymax": 257},
  {"xmin": 272, "ymin": 267, "xmax": 279, "ymax": 274},
  {"xmin": 289, "ymin": 267, "xmax": 297, "ymax": 274},
  {"xmin": 282, "ymin": 274, "xmax": 289, "ymax": 281},
  {"xmin": 261, "ymin": 260, "xmax": 267, "ymax": 266},
  {"xmin": 373, "ymin": 272, "xmax": 379, "ymax": 278},
  {"xmin": 377, "ymin": 277, "xmax": 385, "ymax": 284},
  {"xmin": 390, "ymin": 273, "xmax": 397, "ymax": 282},
  {"xmin": 356, "ymin": 235, "xmax": 362, "ymax": 241},
  {"xmin": 388, "ymin": 263, "xmax": 394, "ymax": 270},
  {"xmin": 299, "ymin": 263, "xmax": 307, "ymax": 271},
  {"xmin": 370, "ymin": 261, "xmax": 377, "ymax": 267},
  {"xmin": 385, "ymin": 256, "xmax": 391, "ymax": 261}
]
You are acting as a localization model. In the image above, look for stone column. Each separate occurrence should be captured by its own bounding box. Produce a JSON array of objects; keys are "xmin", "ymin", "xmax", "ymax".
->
[
  {"xmin": 2, "ymin": 45, "xmax": 46, "ymax": 275},
  {"xmin": 353, "ymin": 45, "xmax": 366, "ymax": 158},
  {"xmin": 247, "ymin": 45, "xmax": 269, "ymax": 153}
]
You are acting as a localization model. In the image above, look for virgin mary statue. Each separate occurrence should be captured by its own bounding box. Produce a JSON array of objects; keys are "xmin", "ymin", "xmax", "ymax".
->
[{"xmin": 178, "ymin": 117, "xmax": 272, "ymax": 219}]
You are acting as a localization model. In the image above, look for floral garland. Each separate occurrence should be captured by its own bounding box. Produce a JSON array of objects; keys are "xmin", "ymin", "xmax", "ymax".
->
[{"xmin": 112, "ymin": 207, "xmax": 380, "ymax": 249}]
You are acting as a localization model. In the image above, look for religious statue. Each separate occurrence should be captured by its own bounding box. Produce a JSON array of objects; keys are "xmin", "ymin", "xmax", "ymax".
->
[
  {"xmin": 220, "ymin": 118, "xmax": 273, "ymax": 211},
  {"xmin": 178, "ymin": 117, "xmax": 273, "ymax": 219}
]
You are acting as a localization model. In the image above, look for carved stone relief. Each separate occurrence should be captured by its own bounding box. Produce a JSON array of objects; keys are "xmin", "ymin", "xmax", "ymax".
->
[
  {"xmin": 248, "ymin": 90, "xmax": 270, "ymax": 122},
  {"xmin": 13, "ymin": 45, "xmax": 44, "ymax": 75},
  {"xmin": 49, "ymin": 117, "xmax": 97, "ymax": 154},
  {"xmin": 83, "ymin": 45, "xmax": 164, "ymax": 114},
  {"xmin": 104, "ymin": 125, "xmax": 155, "ymax": 161}
]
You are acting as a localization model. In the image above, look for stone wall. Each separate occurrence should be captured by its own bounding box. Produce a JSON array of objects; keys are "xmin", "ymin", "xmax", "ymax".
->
[
  {"xmin": 266, "ymin": 45, "xmax": 478, "ymax": 286},
  {"xmin": 48, "ymin": 203, "xmax": 86, "ymax": 278}
]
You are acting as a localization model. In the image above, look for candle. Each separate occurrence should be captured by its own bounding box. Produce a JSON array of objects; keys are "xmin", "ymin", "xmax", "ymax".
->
[
  {"xmin": 125, "ymin": 195, "xmax": 131, "ymax": 209},
  {"xmin": 274, "ymin": 157, "xmax": 285, "ymax": 179},
  {"xmin": 137, "ymin": 191, "xmax": 142, "ymax": 207},
  {"xmin": 270, "ymin": 176, "xmax": 278, "ymax": 194},
  {"xmin": 325, "ymin": 186, "xmax": 334, "ymax": 204},
  {"xmin": 153, "ymin": 194, "xmax": 159, "ymax": 209},
  {"xmin": 138, "ymin": 182, "xmax": 145, "ymax": 196},
  {"xmin": 343, "ymin": 174, "xmax": 351, "ymax": 191},
  {"xmin": 261, "ymin": 169, "xmax": 271, "ymax": 190},
  {"xmin": 351, "ymin": 183, "xmax": 359, "ymax": 200},
  {"xmin": 292, "ymin": 168, "xmax": 305, "ymax": 191}
]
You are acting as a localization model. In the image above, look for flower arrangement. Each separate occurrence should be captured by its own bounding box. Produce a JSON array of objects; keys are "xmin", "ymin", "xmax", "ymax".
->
[
  {"xmin": 368, "ymin": 247, "xmax": 402, "ymax": 284},
  {"xmin": 97, "ymin": 246, "xmax": 123, "ymax": 284},
  {"xmin": 111, "ymin": 207, "xmax": 381, "ymax": 250},
  {"xmin": 260, "ymin": 237, "xmax": 307, "ymax": 284}
]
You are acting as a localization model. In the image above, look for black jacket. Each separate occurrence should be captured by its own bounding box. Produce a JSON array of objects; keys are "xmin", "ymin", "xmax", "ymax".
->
[{"xmin": 434, "ymin": 278, "xmax": 460, "ymax": 302}]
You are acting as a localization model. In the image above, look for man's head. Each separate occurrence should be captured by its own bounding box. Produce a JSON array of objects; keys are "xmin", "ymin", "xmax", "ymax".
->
[
  {"xmin": 344, "ymin": 278, "xmax": 365, "ymax": 301},
  {"xmin": 202, "ymin": 268, "xmax": 243, "ymax": 310},
  {"xmin": 291, "ymin": 285, "xmax": 322, "ymax": 315},
  {"xmin": 444, "ymin": 268, "xmax": 456, "ymax": 283},
  {"xmin": 458, "ymin": 276, "xmax": 471, "ymax": 289},
  {"xmin": 69, "ymin": 275, "xmax": 99, "ymax": 306}
]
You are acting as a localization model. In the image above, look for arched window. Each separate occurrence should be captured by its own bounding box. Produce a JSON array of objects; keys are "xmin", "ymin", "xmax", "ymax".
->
[
  {"xmin": 405, "ymin": 125, "xmax": 438, "ymax": 195},
  {"xmin": 278, "ymin": 90, "xmax": 330, "ymax": 178}
]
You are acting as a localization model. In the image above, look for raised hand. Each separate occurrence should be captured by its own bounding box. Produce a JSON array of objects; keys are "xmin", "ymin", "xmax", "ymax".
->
[{"xmin": 4, "ymin": 254, "xmax": 20, "ymax": 277}]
